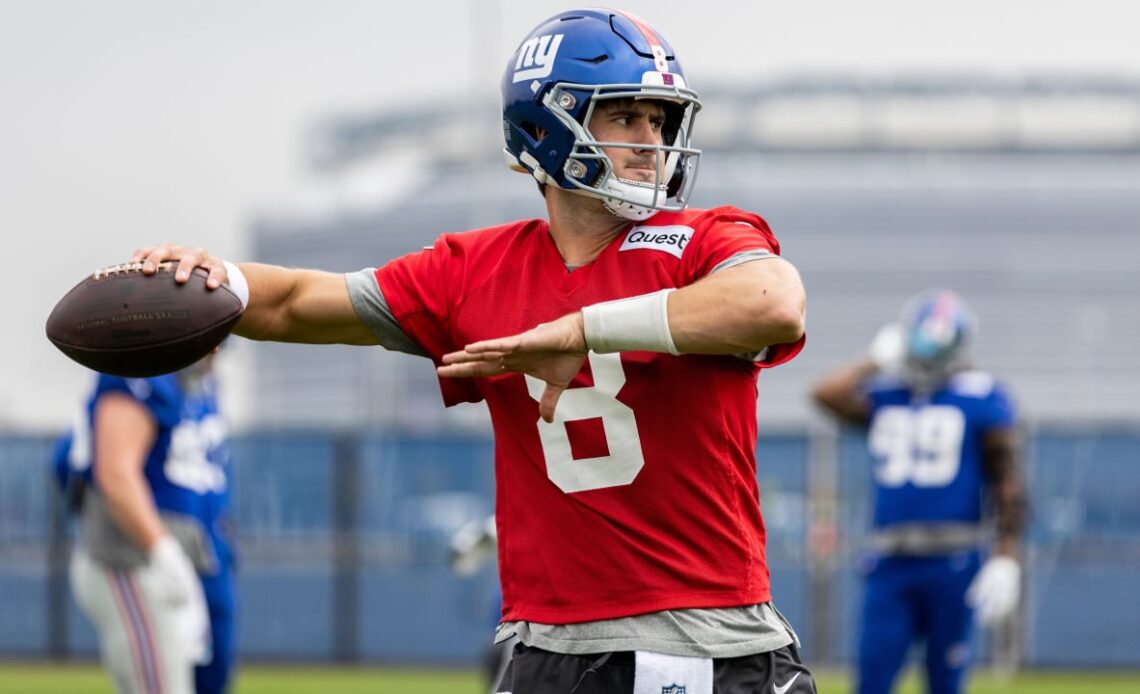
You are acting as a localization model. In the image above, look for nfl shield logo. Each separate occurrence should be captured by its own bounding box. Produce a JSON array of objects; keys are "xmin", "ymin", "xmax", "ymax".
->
[{"xmin": 662, "ymin": 686, "xmax": 686, "ymax": 694}]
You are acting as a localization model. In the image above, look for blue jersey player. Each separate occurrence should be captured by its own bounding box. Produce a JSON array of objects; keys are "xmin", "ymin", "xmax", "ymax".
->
[
  {"xmin": 55, "ymin": 356, "xmax": 236, "ymax": 694},
  {"xmin": 812, "ymin": 290, "xmax": 1025, "ymax": 694}
]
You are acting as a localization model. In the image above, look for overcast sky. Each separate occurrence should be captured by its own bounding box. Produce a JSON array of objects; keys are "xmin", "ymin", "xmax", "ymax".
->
[{"xmin": 3, "ymin": 0, "xmax": 1138, "ymax": 427}]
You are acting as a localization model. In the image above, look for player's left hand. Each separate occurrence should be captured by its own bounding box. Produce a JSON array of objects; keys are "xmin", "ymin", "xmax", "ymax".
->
[
  {"xmin": 966, "ymin": 555, "xmax": 1021, "ymax": 626},
  {"xmin": 438, "ymin": 312, "xmax": 587, "ymax": 423},
  {"xmin": 148, "ymin": 535, "xmax": 199, "ymax": 606}
]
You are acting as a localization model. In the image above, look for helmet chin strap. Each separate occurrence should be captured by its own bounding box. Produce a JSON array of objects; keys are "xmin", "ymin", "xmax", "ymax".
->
[
  {"xmin": 600, "ymin": 177, "xmax": 664, "ymax": 221},
  {"xmin": 597, "ymin": 145, "xmax": 681, "ymax": 221}
]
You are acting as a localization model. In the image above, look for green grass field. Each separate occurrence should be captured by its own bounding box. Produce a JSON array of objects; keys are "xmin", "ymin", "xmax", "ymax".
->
[{"xmin": 1, "ymin": 662, "xmax": 1137, "ymax": 693}]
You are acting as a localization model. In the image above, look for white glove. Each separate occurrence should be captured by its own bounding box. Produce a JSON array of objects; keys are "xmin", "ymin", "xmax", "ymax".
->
[
  {"xmin": 448, "ymin": 515, "xmax": 498, "ymax": 577},
  {"xmin": 966, "ymin": 555, "xmax": 1021, "ymax": 626},
  {"xmin": 149, "ymin": 536, "xmax": 212, "ymax": 663},
  {"xmin": 149, "ymin": 535, "xmax": 199, "ymax": 606},
  {"xmin": 868, "ymin": 322, "xmax": 906, "ymax": 374}
]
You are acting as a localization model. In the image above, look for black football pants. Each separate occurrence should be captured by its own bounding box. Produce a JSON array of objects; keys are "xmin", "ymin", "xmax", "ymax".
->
[{"xmin": 495, "ymin": 642, "xmax": 817, "ymax": 694}]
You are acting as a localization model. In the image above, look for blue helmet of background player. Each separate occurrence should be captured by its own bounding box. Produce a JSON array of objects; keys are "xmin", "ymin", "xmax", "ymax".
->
[
  {"xmin": 900, "ymin": 289, "xmax": 977, "ymax": 392},
  {"xmin": 501, "ymin": 8, "xmax": 702, "ymax": 221}
]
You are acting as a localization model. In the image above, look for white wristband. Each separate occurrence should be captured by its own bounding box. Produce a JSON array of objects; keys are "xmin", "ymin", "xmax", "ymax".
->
[
  {"xmin": 221, "ymin": 260, "xmax": 249, "ymax": 310},
  {"xmin": 581, "ymin": 288, "xmax": 679, "ymax": 355}
]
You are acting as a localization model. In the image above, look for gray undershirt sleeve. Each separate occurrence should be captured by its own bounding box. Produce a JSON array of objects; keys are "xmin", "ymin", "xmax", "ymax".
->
[
  {"xmin": 710, "ymin": 247, "xmax": 776, "ymax": 274},
  {"xmin": 345, "ymin": 269, "xmax": 430, "ymax": 358}
]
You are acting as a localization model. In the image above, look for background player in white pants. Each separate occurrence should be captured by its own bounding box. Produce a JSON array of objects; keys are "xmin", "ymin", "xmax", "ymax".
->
[{"xmin": 57, "ymin": 355, "xmax": 236, "ymax": 694}]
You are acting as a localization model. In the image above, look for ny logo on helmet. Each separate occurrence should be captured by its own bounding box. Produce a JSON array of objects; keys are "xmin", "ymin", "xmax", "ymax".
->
[
  {"xmin": 662, "ymin": 686, "xmax": 686, "ymax": 694},
  {"xmin": 513, "ymin": 33, "xmax": 564, "ymax": 83}
]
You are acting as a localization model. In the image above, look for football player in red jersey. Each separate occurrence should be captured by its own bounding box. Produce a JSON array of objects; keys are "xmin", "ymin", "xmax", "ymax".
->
[{"xmin": 131, "ymin": 9, "xmax": 815, "ymax": 694}]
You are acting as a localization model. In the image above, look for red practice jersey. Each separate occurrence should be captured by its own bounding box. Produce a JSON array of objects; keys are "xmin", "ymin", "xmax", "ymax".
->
[{"xmin": 375, "ymin": 206, "xmax": 804, "ymax": 624}]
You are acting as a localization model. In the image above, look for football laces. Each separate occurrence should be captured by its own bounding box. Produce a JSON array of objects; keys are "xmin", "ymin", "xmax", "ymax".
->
[{"xmin": 93, "ymin": 261, "xmax": 177, "ymax": 280}]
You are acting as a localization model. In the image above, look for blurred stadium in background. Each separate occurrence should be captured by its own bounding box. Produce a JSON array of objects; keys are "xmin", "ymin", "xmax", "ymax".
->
[{"xmin": 3, "ymin": 75, "xmax": 1139, "ymax": 690}]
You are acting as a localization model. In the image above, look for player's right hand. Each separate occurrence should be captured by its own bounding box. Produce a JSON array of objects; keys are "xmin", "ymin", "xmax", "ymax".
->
[
  {"xmin": 148, "ymin": 535, "xmax": 199, "ymax": 606},
  {"xmin": 131, "ymin": 244, "xmax": 229, "ymax": 289}
]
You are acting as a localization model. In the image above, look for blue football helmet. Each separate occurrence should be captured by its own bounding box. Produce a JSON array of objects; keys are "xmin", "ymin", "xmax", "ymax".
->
[
  {"xmin": 900, "ymin": 289, "xmax": 977, "ymax": 391},
  {"xmin": 501, "ymin": 8, "xmax": 702, "ymax": 221}
]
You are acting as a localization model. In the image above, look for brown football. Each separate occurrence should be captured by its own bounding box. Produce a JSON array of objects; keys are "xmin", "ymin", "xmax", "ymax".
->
[{"xmin": 45, "ymin": 262, "xmax": 243, "ymax": 377}]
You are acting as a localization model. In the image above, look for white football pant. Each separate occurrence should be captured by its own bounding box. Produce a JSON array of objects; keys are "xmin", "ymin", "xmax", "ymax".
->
[{"xmin": 71, "ymin": 548, "xmax": 202, "ymax": 694}]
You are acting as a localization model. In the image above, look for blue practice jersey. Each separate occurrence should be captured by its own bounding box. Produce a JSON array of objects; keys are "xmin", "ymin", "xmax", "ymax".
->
[
  {"xmin": 55, "ymin": 372, "xmax": 235, "ymax": 570},
  {"xmin": 862, "ymin": 370, "xmax": 1016, "ymax": 529}
]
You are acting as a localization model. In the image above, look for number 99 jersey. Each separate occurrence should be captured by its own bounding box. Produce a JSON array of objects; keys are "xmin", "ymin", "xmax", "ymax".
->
[
  {"xmin": 364, "ymin": 206, "xmax": 805, "ymax": 625},
  {"xmin": 862, "ymin": 370, "xmax": 1016, "ymax": 530},
  {"xmin": 57, "ymin": 371, "xmax": 234, "ymax": 570}
]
